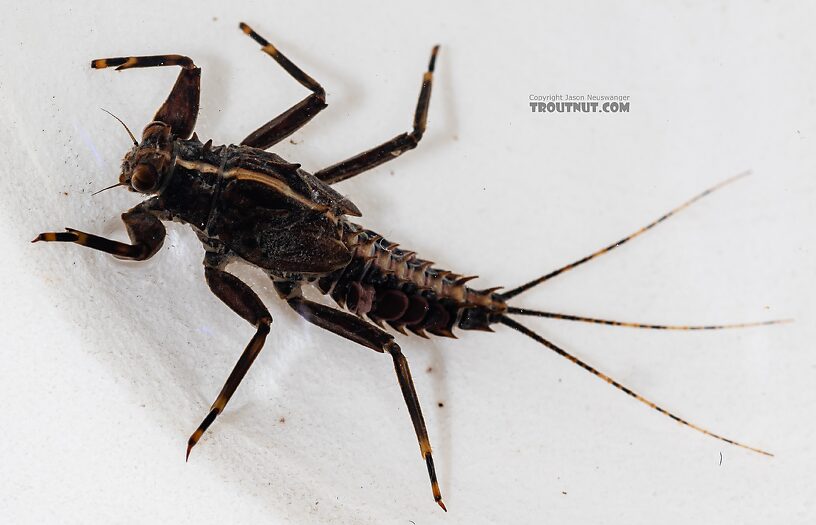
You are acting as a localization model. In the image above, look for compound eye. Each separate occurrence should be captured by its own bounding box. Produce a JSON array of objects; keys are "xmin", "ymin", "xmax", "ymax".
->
[{"xmin": 131, "ymin": 163, "xmax": 159, "ymax": 192}]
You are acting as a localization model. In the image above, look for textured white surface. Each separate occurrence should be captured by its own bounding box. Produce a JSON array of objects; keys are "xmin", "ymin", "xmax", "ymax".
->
[{"xmin": 2, "ymin": 2, "xmax": 815, "ymax": 523}]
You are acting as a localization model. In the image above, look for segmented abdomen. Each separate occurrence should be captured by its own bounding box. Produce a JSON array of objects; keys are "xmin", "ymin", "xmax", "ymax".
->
[{"xmin": 314, "ymin": 221, "xmax": 507, "ymax": 337}]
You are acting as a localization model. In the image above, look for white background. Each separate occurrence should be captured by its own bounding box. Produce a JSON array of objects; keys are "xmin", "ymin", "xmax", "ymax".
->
[{"xmin": 1, "ymin": 2, "xmax": 814, "ymax": 524}]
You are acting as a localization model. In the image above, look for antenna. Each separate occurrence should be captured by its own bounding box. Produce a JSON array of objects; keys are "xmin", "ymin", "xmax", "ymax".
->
[{"xmin": 100, "ymin": 108, "xmax": 138, "ymax": 145}]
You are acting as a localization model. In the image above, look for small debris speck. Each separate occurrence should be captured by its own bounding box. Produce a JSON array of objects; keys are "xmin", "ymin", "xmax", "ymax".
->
[
  {"xmin": 426, "ymin": 367, "xmax": 433, "ymax": 373},
  {"xmin": 437, "ymin": 402, "xmax": 444, "ymax": 408},
  {"xmin": 279, "ymin": 416, "xmax": 286, "ymax": 424}
]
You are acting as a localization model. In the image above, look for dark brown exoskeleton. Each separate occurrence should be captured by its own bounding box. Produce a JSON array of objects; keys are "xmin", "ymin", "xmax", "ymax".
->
[{"xmin": 34, "ymin": 23, "xmax": 786, "ymax": 510}]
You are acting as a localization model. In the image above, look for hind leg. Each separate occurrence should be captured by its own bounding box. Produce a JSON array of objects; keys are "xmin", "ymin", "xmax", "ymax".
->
[
  {"xmin": 274, "ymin": 281, "xmax": 446, "ymax": 511},
  {"xmin": 239, "ymin": 23, "xmax": 327, "ymax": 149},
  {"xmin": 314, "ymin": 45, "xmax": 439, "ymax": 184}
]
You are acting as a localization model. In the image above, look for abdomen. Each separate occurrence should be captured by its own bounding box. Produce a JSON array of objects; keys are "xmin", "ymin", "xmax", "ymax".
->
[{"xmin": 314, "ymin": 221, "xmax": 507, "ymax": 337}]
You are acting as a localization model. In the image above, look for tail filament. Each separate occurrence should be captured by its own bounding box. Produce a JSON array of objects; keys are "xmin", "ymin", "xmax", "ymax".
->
[
  {"xmin": 501, "ymin": 172, "xmax": 751, "ymax": 300},
  {"xmin": 499, "ymin": 315, "xmax": 773, "ymax": 456},
  {"xmin": 505, "ymin": 307, "xmax": 791, "ymax": 331}
]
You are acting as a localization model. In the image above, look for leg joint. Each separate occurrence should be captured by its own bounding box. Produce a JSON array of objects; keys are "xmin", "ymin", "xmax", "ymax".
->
[
  {"xmin": 274, "ymin": 280, "xmax": 302, "ymax": 300},
  {"xmin": 384, "ymin": 339, "xmax": 401, "ymax": 356},
  {"xmin": 313, "ymin": 86, "xmax": 326, "ymax": 103},
  {"xmin": 257, "ymin": 317, "xmax": 273, "ymax": 332}
]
